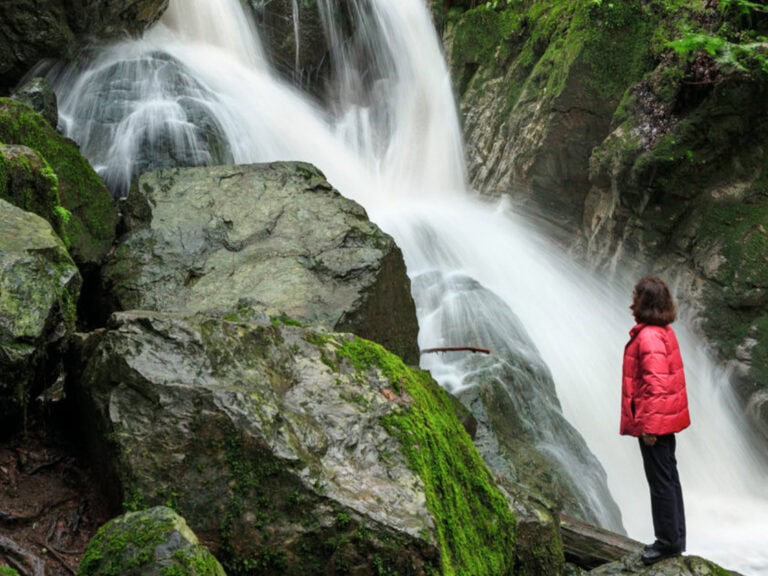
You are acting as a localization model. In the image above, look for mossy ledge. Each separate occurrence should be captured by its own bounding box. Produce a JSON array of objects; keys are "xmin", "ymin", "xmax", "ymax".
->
[{"xmin": 337, "ymin": 336, "xmax": 518, "ymax": 576}]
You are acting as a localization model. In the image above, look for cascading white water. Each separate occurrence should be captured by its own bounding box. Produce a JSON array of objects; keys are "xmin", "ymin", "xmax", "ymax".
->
[{"xmin": 49, "ymin": 0, "xmax": 768, "ymax": 573}]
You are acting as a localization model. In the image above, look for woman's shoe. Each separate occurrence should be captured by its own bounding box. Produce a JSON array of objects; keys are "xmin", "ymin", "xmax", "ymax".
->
[{"xmin": 641, "ymin": 547, "xmax": 681, "ymax": 566}]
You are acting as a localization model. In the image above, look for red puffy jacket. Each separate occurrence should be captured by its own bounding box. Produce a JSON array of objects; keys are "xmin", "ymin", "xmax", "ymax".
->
[{"xmin": 621, "ymin": 323, "xmax": 690, "ymax": 437}]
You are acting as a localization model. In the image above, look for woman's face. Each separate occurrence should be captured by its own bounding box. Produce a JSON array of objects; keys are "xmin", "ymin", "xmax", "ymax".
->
[{"xmin": 630, "ymin": 290, "xmax": 640, "ymax": 321}]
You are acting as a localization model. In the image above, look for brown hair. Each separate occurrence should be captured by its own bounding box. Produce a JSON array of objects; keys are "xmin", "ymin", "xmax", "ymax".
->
[{"xmin": 631, "ymin": 275, "xmax": 677, "ymax": 326}]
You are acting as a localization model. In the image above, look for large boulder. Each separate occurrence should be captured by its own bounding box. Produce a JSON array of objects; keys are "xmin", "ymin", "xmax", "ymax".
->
[
  {"xmin": 103, "ymin": 161, "xmax": 419, "ymax": 364},
  {"xmin": 0, "ymin": 0, "xmax": 169, "ymax": 93},
  {"xmin": 0, "ymin": 199, "xmax": 80, "ymax": 435},
  {"xmin": 78, "ymin": 506, "xmax": 226, "ymax": 576},
  {"xmin": 0, "ymin": 98, "xmax": 117, "ymax": 267},
  {"xmin": 72, "ymin": 310, "xmax": 544, "ymax": 575}
]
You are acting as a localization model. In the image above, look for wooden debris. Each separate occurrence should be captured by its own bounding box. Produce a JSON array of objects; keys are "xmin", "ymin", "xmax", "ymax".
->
[{"xmin": 560, "ymin": 513, "xmax": 644, "ymax": 569}]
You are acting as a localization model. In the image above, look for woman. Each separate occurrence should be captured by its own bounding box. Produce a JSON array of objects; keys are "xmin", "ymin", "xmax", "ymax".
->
[{"xmin": 621, "ymin": 275, "xmax": 690, "ymax": 565}]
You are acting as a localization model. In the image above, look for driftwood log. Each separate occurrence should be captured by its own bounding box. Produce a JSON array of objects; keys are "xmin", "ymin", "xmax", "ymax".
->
[{"xmin": 560, "ymin": 513, "xmax": 644, "ymax": 569}]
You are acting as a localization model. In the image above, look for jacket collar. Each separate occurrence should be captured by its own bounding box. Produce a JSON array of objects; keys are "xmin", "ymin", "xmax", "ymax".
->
[{"xmin": 629, "ymin": 323, "xmax": 648, "ymax": 339}]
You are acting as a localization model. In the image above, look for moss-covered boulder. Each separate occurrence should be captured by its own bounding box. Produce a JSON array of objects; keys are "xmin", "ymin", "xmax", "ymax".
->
[
  {"xmin": 78, "ymin": 506, "xmax": 226, "ymax": 576},
  {"xmin": 0, "ymin": 198, "xmax": 80, "ymax": 435},
  {"xmin": 72, "ymin": 310, "xmax": 562, "ymax": 575},
  {"xmin": 103, "ymin": 161, "xmax": 419, "ymax": 364},
  {"xmin": 0, "ymin": 98, "xmax": 117, "ymax": 266}
]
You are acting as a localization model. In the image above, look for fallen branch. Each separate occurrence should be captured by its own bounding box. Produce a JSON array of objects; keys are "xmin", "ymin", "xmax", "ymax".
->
[{"xmin": 420, "ymin": 346, "xmax": 491, "ymax": 355}]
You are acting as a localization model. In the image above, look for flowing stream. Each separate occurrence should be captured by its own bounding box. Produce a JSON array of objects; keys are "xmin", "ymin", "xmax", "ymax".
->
[{"xmin": 47, "ymin": 0, "xmax": 768, "ymax": 573}]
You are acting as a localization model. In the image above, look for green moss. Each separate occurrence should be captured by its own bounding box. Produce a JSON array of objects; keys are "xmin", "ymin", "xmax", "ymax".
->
[
  {"xmin": 270, "ymin": 315, "xmax": 304, "ymax": 327},
  {"xmin": 169, "ymin": 548, "xmax": 226, "ymax": 576},
  {"xmin": 336, "ymin": 337, "xmax": 518, "ymax": 576},
  {"xmin": 0, "ymin": 568, "xmax": 19, "ymax": 576},
  {"xmin": 695, "ymin": 200, "xmax": 768, "ymax": 287},
  {"xmin": 78, "ymin": 513, "xmax": 175, "ymax": 575}
]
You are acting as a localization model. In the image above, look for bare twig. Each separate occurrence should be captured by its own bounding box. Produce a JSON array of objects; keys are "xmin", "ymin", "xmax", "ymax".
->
[{"xmin": 420, "ymin": 346, "xmax": 491, "ymax": 355}]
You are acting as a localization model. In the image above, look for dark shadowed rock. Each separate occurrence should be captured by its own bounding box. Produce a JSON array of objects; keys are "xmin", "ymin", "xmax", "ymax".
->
[
  {"xmin": 0, "ymin": 0, "xmax": 169, "ymax": 93},
  {"xmin": 11, "ymin": 77, "xmax": 58, "ymax": 127}
]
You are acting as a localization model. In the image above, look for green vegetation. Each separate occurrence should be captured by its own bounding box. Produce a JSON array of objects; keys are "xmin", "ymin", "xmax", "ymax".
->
[
  {"xmin": 667, "ymin": 0, "xmax": 768, "ymax": 75},
  {"xmin": 78, "ymin": 510, "xmax": 175, "ymax": 575},
  {"xmin": 337, "ymin": 336, "xmax": 518, "ymax": 576},
  {"xmin": 78, "ymin": 507, "xmax": 225, "ymax": 576}
]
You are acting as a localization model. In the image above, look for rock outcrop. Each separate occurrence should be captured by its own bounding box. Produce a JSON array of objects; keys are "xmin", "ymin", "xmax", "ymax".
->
[
  {"xmin": 103, "ymin": 162, "xmax": 420, "ymax": 364},
  {"xmin": 0, "ymin": 199, "xmax": 80, "ymax": 435}
]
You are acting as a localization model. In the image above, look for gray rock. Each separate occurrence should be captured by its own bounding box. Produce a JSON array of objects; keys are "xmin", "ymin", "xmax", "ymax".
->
[
  {"xmin": 78, "ymin": 506, "xmax": 226, "ymax": 576},
  {"xmin": 11, "ymin": 77, "xmax": 58, "ymax": 127},
  {"xmin": 55, "ymin": 51, "xmax": 234, "ymax": 197},
  {"xmin": 0, "ymin": 199, "xmax": 80, "ymax": 432},
  {"xmin": 589, "ymin": 552, "xmax": 738, "ymax": 576},
  {"xmin": 104, "ymin": 161, "xmax": 419, "ymax": 364}
]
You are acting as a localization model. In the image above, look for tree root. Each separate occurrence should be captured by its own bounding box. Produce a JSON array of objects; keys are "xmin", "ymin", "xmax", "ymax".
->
[{"xmin": 0, "ymin": 534, "xmax": 45, "ymax": 576}]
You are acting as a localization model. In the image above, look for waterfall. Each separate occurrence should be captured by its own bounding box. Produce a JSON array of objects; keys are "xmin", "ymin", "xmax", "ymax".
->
[{"xmin": 48, "ymin": 0, "xmax": 768, "ymax": 573}]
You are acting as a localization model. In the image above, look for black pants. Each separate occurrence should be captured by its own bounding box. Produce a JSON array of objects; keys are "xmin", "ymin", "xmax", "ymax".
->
[{"xmin": 639, "ymin": 434, "xmax": 686, "ymax": 552}]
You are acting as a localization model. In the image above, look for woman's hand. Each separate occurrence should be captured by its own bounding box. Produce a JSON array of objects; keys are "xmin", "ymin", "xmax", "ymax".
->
[{"xmin": 642, "ymin": 433, "xmax": 657, "ymax": 446}]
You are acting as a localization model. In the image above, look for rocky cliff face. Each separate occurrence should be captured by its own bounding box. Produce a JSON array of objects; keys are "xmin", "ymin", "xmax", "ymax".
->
[
  {"xmin": 441, "ymin": 0, "xmax": 768, "ymax": 440},
  {"xmin": 0, "ymin": 0, "xmax": 169, "ymax": 94}
]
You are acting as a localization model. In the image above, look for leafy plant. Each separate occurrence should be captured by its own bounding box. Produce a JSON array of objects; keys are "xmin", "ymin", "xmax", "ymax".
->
[{"xmin": 666, "ymin": 0, "xmax": 768, "ymax": 78}]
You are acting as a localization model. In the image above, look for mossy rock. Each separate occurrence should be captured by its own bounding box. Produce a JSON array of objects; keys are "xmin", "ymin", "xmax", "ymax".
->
[
  {"xmin": 77, "ymin": 312, "xmax": 543, "ymax": 575},
  {"xmin": 0, "ymin": 144, "xmax": 69, "ymax": 241},
  {"xmin": 0, "ymin": 198, "xmax": 80, "ymax": 435},
  {"xmin": 0, "ymin": 98, "xmax": 116, "ymax": 266},
  {"xmin": 78, "ymin": 506, "xmax": 226, "ymax": 576}
]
